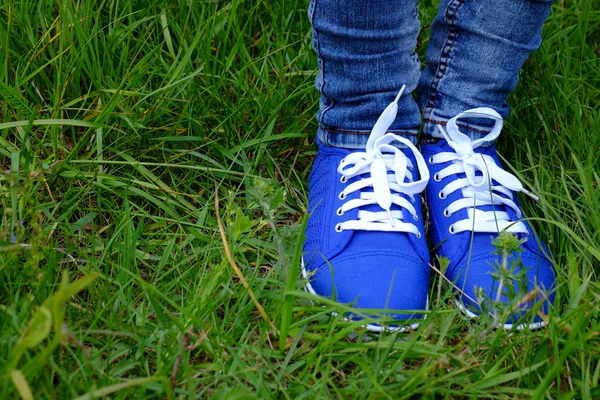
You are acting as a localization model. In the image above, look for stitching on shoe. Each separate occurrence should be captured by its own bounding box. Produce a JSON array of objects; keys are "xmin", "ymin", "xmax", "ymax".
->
[
  {"xmin": 312, "ymin": 251, "xmax": 427, "ymax": 279},
  {"xmin": 450, "ymin": 251, "xmax": 552, "ymax": 277}
]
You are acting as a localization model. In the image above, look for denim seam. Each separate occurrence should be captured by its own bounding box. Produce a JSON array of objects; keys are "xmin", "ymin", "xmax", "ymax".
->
[
  {"xmin": 423, "ymin": 0, "xmax": 466, "ymax": 122},
  {"xmin": 411, "ymin": 0, "xmax": 421, "ymax": 78},
  {"xmin": 422, "ymin": 118, "xmax": 492, "ymax": 134},
  {"xmin": 320, "ymin": 125, "xmax": 418, "ymax": 136},
  {"xmin": 310, "ymin": 0, "xmax": 335, "ymax": 127}
]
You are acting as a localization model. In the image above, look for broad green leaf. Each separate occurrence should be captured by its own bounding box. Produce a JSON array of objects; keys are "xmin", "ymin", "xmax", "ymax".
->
[{"xmin": 19, "ymin": 307, "xmax": 52, "ymax": 349}]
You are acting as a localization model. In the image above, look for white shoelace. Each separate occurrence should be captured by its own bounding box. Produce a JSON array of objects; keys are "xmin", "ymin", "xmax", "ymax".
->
[
  {"xmin": 336, "ymin": 86, "xmax": 430, "ymax": 237},
  {"xmin": 431, "ymin": 108, "xmax": 538, "ymax": 235}
]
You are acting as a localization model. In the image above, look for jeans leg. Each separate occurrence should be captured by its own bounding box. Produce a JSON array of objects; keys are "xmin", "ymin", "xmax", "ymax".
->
[
  {"xmin": 417, "ymin": 0, "xmax": 554, "ymax": 139},
  {"xmin": 309, "ymin": 0, "xmax": 421, "ymax": 148}
]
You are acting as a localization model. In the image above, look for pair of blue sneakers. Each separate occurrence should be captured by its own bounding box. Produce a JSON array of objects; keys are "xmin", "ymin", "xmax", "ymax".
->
[{"xmin": 302, "ymin": 89, "xmax": 556, "ymax": 331}]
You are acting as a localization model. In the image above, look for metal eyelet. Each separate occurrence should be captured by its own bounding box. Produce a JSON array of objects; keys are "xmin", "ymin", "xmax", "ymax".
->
[
  {"xmin": 438, "ymin": 191, "xmax": 446, "ymax": 200},
  {"xmin": 338, "ymin": 192, "xmax": 347, "ymax": 200},
  {"xmin": 449, "ymin": 225, "xmax": 455, "ymax": 234},
  {"xmin": 340, "ymin": 175, "xmax": 348, "ymax": 183},
  {"xmin": 410, "ymin": 196, "xmax": 416, "ymax": 204},
  {"xmin": 336, "ymin": 207, "xmax": 344, "ymax": 216},
  {"xmin": 444, "ymin": 208, "xmax": 451, "ymax": 217},
  {"xmin": 434, "ymin": 173, "xmax": 441, "ymax": 182},
  {"xmin": 335, "ymin": 224, "xmax": 343, "ymax": 232},
  {"xmin": 413, "ymin": 214, "xmax": 419, "ymax": 222},
  {"xmin": 340, "ymin": 158, "xmax": 346, "ymax": 165},
  {"xmin": 428, "ymin": 156, "xmax": 434, "ymax": 164},
  {"xmin": 416, "ymin": 232, "xmax": 422, "ymax": 239}
]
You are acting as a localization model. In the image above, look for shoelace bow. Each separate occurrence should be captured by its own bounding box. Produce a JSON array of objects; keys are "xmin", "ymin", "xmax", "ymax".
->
[
  {"xmin": 336, "ymin": 86, "xmax": 430, "ymax": 237},
  {"xmin": 432, "ymin": 108, "xmax": 538, "ymax": 234}
]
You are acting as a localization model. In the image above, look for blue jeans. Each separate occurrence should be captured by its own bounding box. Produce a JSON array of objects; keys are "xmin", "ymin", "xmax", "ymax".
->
[{"xmin": 309, "ymin": 0, "xmax": 554, "ymax": 148}]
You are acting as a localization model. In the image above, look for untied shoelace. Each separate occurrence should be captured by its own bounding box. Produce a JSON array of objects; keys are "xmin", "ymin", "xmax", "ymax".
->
[
  {"xmin": 335, "ymin": 85, "xmax": 430, "ymax": 237},
  {"xmin": 431, "ymin": 108, "xmax": 538, "ymax": 235}
]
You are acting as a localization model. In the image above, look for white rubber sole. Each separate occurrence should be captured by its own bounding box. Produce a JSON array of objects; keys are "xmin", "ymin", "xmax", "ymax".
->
[
  {"xmin": 301, "ymin": 259, "xmax": 425, "ymax": 333},
  {"xmin": 453, "ymin": 299, "xmax": 547, "ymax": 331},
  {"xmin": 300, "ymin": 260, "xmax": 545, "ymax": 332}
]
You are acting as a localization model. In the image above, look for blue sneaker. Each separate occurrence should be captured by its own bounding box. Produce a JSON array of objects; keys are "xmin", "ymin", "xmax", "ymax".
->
[
  {"xmin": 422, "ymin": 108, "xmax": 556, "ymax": 330},
  {"xmin": 303, "ymin": 88, "xmax": 431, "ymax": 332}
]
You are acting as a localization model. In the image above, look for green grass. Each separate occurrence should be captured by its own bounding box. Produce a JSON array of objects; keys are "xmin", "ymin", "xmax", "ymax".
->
[{"xmin": 0, "ymin": 0, "xmax": 599, "ymax": 398}]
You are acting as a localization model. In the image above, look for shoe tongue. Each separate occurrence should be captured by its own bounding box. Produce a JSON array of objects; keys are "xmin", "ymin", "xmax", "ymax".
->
[{"xmin": 358, "ymin": 170, "xmax": 408, "ymax": 214}]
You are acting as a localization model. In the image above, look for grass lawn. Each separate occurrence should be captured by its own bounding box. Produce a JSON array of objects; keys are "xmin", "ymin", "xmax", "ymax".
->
[{"xmin": 1, "ymin": 0, "xmax": 599, "ymax": 398}]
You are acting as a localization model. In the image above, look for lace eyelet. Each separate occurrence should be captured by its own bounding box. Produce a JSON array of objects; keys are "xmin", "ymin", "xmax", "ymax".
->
[
  {"xmin": 410, "ymin": 196, "xmax": 416, "ymax": 204},
  {"xmin": 449, "ymin": 224, "xmax": 455, "ymax": 234},
  {"xmin": 340, "ymin": 175, "xmax": 348, "ymax": 183},
  {"xmin": 434, "ymin": 173, "xmax": 441, "ymax": 182},
  {"xmin": 340, "ymin": 158, "xmax": 346, "ymax": 165},
  {"xmin": 335, "ymin": 223, "xmax": 343, "ymax": 232},
  {"xmin": 416, "ymin": 232, "xmax": 422, "ymax": 239},
  {"xmin": 428, "ymin": 156, "xmax": 434, "ymax": 164},
  {"xmin": 438, "ymin": 191, "xmax": 446, "ymax": 200},
  {"xmin": 444, "ymin": 208, "xmax": 451, "ymax": 217},
  {"xmin": 338, "ymin": 192, "xmax": 347, "ymax": 200},
  {"xmin": 413, "ymin": 214, "xmax": 419, "ymax": 222},
  {"xmin": 336, "ymin": 207, "xmax": 344, "ymax": 216}
]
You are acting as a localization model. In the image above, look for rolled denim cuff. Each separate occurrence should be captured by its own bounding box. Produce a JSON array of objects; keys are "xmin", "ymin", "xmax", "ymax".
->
[
  {"xmin": 317, "ymin": 125, "xmax": 419, "ymax": 149},
  {"xmin": 421, "ymin": 112, "xmax": 497, "ymax": 144}
]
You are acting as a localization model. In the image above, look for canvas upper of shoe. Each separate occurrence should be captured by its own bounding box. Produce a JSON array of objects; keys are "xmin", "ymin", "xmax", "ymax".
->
[
  {"xmin": 422, "ymin": 108, "xmax": 556, "ymax": 328},
  {"xmin": 303, "ymin": 88, "xmax": 431, "ymax": 324}
]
